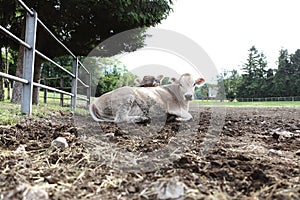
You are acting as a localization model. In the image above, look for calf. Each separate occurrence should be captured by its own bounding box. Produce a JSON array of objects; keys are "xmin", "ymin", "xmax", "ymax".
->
[
  {"xmin": 90, "ymin": 73, "xmax": 205, "ymax": 123},
  {"xmin": 134, "ymin": 75, "xmax": 164, "ymax": 87}
]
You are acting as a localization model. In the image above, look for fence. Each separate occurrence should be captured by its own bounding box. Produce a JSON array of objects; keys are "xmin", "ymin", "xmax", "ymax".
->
[
  {"xmin": 0, "ymin": 0, "xmax": 91, "ymax": 114},
  {"xmin": 236, "ymin": 96, "xmax": 300, "ymax": 102}
]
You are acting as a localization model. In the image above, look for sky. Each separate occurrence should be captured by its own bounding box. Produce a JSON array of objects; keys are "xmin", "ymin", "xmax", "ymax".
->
[
  {"xmin": 156, "ymin": 0, "xmax": 300, "ymax": 71},
  {"xmin": 117, "ymin": 0, "xmax": 300, "ymax": 82}
]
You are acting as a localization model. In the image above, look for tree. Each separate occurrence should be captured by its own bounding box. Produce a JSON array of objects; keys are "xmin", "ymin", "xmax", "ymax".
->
[
  {"xmin": 1, "ymin": 0, "xmax": 173, "ymax": 104},
  {"xmin": 273, "ymin": 49, "xmax": 292, "ymax": 97},
  {"xmin": 95, "ymin": 65, "xmax": 136, "ymax": 97},
  {"xmin": 237, "ymin": 46, "xmax": 268, "ymax": 98},
  {"xmin": 289, "ymin": 49, "xmax": 300, "ymax": 96},
  {"xmin": 0, "ymin": 47, "xmax": 17, "ymax": 100},
  {"xmin": 222, "ymin": 69, "xmax": 242, "ymax": 100},
  {"xmin": 195, "ymin": 84, "xmax": 208, "ymax": 99}
]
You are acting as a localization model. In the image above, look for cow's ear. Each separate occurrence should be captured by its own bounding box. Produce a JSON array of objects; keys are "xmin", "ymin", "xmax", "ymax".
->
[
  {"xmin": 134, "ymin": 78, "xmax": 142, "ymax": 85},
  {"xmin": 157, "ymin": 75, "xmax": 164, "ymax": 81},
  {"xmin": 194, "ymin": 78, "xmax": 205, "ymax": 86},
  {"xmin": 170, "ymin": 77, "xmax": 178, "ymax": 83}
]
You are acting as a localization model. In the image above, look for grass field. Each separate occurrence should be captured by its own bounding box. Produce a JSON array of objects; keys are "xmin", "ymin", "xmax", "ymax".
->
[{"xmin": 0, "ymin": 89, "xmax": 81, "ymax": 125}]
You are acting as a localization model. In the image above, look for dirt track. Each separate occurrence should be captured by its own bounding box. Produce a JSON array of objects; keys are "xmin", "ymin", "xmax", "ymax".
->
[{"xmin": 0, "ymin": 106, "xmax": 299, "ymax": 199}]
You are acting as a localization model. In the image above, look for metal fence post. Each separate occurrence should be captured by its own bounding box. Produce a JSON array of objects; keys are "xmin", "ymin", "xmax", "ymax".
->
[
  {"xmin": 87, "ymin": 73, "xmax": 91, "ymax": 107},
  {"xmin": 71, "ymin": 58, "xmax": 78, "ymax": 111},
  {"xmin": 43, "ymin": 78, "xmax": 47, "ymax": 103},
  {"xmin": 60, "ymin": 77, "xmax": 64, "ymax": 107},
  {"xmin": 21, "ymin": 10, "xmax": 37, "ymax": 114}
]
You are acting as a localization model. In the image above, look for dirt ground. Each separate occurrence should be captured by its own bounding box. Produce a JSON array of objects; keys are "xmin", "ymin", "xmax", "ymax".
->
[{"xmin": 0, "ymin": 106, "xmax": 299, "ymax": 200}]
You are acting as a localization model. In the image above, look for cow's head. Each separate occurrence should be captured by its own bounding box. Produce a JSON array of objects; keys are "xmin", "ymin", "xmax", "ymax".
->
[
  {"xmin": 175, "ymin": 73, "xmax": 205, "ymax": 101},
  {"xmin": 135, "ymin": 75, "xmax": 164, "ymax": 87}
]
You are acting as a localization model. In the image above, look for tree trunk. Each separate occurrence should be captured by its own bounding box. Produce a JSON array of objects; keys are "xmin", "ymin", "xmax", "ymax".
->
[
  {"xmin": 0, "ymin": 47, "xmax": 4, "ymax": 101},
  {"xmin": 5, "ymin": 48, "xmax": 11, "ymax": 100},
  {"xmin": 11, "ymin": 45, "xmax": 24, "ymax": 103},
  {"xmin": 32, "ymin": 56, "xmax": 42, "ymax": 105},
  {"xmin": 11, "ymin": 22, "xmax": 25, "ymax": 103}
]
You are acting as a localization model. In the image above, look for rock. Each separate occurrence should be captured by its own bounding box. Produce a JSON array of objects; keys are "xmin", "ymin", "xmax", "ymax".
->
[
  {"xmin": 273, "ymin": 130, "xmax": 294, "ymax": 138},
  {"xmin": 5, "ymin": 184, "xmax": 48, "ymax": 200},
  {"xmin": 269, "ymin": 149, "xmax": 283, "ymax": 156},
  {"xmin": 25, "ymin": 186, "xmax": 49, "ymax": 200},
  {"xmin": 156, "ymin": 177, "xmax": 184, "ymax": 199},
  {"xmin": 278, "ymin": 130, "xmax": 294, "ymax": 137},
  {"xmin": 295, "ymin": 150, "xmax": 300, "ymax": 156},
  {"xmin": 15, "ymin": 144, "xmax": 27, "ymax": 154},
  {"xmin": 127, "ymin": 185, "xmax": 136, "ymax": 193},
  {"xmin": 104, "ymin": 132, "xmax": 115, "ymax": 137},
  {"xmin": 51, "ymin": 137, "xmax": 68, "ymax": 149}
]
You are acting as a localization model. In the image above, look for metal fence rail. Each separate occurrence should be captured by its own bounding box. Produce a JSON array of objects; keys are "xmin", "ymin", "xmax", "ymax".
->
[
  {"xmin": 0, "ymin": 0, "xmax": 91, "ymax": 114},
  {"xmin": 236, "ymin": 96, "xmax": 300, "ymax": 102}
]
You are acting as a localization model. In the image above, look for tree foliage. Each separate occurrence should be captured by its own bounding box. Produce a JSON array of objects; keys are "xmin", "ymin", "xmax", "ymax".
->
[
  {"xmin": 222, "ymin": 46, "xmax": 300, "ymax": 99},
  {"xmin": 1, "ymin": 0, "xmax": 173, "ymax": 56},
  {"xmin": 0, "ymin": 0, "xmax": 173, "ymax": 103},
  {"xmin": 95, "ymin": 64, "xmax": 136, "ymax": 97}
]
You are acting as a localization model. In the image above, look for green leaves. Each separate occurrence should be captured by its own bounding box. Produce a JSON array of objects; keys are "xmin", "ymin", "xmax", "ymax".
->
[{"xmin": 222, "ymin": 46, "xmax": 300, "ymax": 99}]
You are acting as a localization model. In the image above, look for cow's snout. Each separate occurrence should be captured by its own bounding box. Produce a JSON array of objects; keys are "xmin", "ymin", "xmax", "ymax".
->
[{"xmin": 184, "ymin": 93, "xmax": 193, "ymax": 101}]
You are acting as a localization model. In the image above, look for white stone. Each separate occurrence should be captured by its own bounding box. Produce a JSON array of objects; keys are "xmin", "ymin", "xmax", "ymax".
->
[
  {"xmin": 51, "ymin": 137, "xmax": 68, "ymax": 149},
  {"xmin": 157, "ymin": 177, "xmax": 184, "ymax": 199}
]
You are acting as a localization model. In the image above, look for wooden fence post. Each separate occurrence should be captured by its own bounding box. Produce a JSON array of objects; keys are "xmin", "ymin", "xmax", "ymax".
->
[{"xmin": 21, "ymin": 11, "xmax": 37, "ymax": 114}]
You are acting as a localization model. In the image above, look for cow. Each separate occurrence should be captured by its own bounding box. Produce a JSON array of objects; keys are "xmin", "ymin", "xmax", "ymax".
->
[
  {"xmin": 134, "ymin": 75, "xmax": 164, "ymax": 87},
  {"xmin": 90, "ymin": 73, "xmax": 205, "ymax": 123}
]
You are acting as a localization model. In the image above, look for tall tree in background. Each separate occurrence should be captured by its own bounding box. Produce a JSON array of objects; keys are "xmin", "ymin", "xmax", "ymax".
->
[
  {"xmin": 273, "ymin": 49, "xmax": 300, "ymax": 97},
  {"xmin": 273, "ymin": 49, "xmax": 290, "ymax": 97},
  {"xmin": 222, "ymin": 47, "xmax": 300, "ymax": 99},
  {"xmin": 237, "ymin": 46, "xmax": 268, "ymax": 98},
  {"xmin": 289, "ymin": 49, "xmax": 300, "ymax": 96},
  {"xmin": 0, "ymin": 0, "xmax": 173, "ymax": 103}
]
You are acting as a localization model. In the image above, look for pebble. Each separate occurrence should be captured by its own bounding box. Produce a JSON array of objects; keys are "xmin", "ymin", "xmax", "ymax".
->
[
  {"xmin": 156, "ymin": 177, "xmax": 184, "ymax": 200},
  {"xmin": 269, "ymin": 149, "xmax": 283, "ymax": 156},
  {"xmin": 25, "ymin": 186, "xmax": 49, "ymax": 200},
  {"xmin": 15, "ymin": 144, "xmax": 27, "ymax": 154},
  {"xmin": 51, "ymin": 137, "xmax": 68, "ymax": 149}
]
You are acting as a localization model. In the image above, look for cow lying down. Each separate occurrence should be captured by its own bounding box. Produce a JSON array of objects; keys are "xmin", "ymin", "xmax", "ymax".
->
[
  {"xmin": 90, "ymin": 73, "xmax": 205, "ymax": 123},
  {"xmin": 134, "ymin": 75, "xmax": 164, "ymax": 87}
]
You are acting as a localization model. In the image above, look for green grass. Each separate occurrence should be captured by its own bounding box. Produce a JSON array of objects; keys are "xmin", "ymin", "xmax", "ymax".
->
[
  {"xmin": 0, "ymin": 89, "xmax": 87, "ymax": 125},
  {"xmin": 194, "ymin": 100, "xmax": 300, "ymax": 107},
  {"xmin": 0, "ymin": 100, "xmax": 73, "ymax": 125}
]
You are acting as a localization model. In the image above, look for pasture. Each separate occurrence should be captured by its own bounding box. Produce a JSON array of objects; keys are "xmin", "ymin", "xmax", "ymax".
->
[{"xmin": 0, "ymin": 101, "xmax": 299, "ymax": 199}]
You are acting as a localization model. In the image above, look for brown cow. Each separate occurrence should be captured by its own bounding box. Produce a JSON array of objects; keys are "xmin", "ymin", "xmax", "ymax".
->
[
  {"xmin": 90, "ymin": 73, "xmax": 205, "ymax": 123},
  {"xmin": 134, "ymin": 75, "xmax": 164, "ymax": 87}
]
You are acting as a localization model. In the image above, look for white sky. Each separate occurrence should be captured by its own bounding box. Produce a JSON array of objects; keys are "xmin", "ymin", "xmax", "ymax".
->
[
  {"xmin": 117, "ymin": 0, "xmax": 300, "ymax": 82},
  {"xmin": 156, "ymin": 0, "xmax": 300, "ymax": 71}
]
